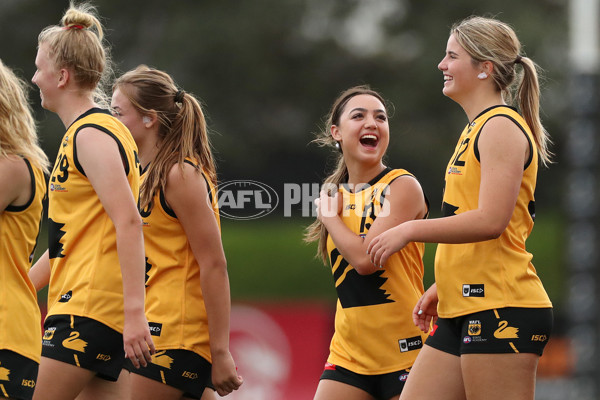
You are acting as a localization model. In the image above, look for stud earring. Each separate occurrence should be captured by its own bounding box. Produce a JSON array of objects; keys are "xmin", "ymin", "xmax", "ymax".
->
[
  {"xmin": 477, "ymin": 72, "xmax": 488, "ymax": 79},
  {"xmin": 335, "ymin": 141, "xmax": 341, "ymax": 150}
]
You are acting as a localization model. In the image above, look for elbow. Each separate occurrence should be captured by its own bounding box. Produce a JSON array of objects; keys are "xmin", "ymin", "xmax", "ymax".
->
[
  {"xmin": 202, "ymin": 256, "xmax": 228, "ymax": 273},
  {"xmin": 113, "ymin": 212, "xmax": 143, "ymax": 231},
  {"xmin": 124, "ymin": 214, "xmax": 144, "ymax": 231},
  {"xmin": 132, "ymin": 214, "xmax": 144, "ymax": 227},
  {"xmin": 475, "ymin": 207, "xmax": 512, "ymax": 240},
  {"xmin": 483, "ymin": 220, "xmax": 509, "ymax": 240},
  {"xmin": 353, "ymin": 260, "xmax": 379, "ymax": 275}
]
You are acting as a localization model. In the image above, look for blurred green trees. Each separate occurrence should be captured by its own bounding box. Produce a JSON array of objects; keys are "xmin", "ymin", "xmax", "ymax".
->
[{"xmin": 1, "ymin": 0, "xmax": 567, "ymax": 305}]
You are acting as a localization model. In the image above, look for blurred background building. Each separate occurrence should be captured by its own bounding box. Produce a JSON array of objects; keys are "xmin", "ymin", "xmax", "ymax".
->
[{"xmin": 0, "ymin": 0, "xmax": 594, "ymax": 398}]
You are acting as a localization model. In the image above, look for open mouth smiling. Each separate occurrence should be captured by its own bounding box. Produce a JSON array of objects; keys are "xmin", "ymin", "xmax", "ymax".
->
[{"xmin": 359, "ymin": 134, "xmax": 379, "ymax": 148}]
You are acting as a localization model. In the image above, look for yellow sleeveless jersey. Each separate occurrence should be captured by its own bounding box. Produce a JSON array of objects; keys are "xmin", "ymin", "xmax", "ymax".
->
[
  {"xmin": 326, "ymin": 168, "xmax": 428, "ymax": 375},
  {"xmin": 140, "ymin": 160, "xmax": 217, "ymax": 362},
  {"xmin": 46, "ymin": 108, "xmax": 140, "ymax": 333},
  {"xmin": 0, "ymin": 158, "xmax": 45, "ymax": 363},
  {"xmin": 435, "ymin": 105, "xmax": 552, "ymax": 318}
]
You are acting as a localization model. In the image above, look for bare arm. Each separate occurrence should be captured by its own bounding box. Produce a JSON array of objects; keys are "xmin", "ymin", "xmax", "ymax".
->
[
  {"xmin": 368, "ymin": 117, "xmax": 529, "ymax": 266},
  {"xmin": 317, "ymin": 175, "xmax": 428, "ymax": 274},
  {"xmin": 165, "ymin": 163, "xmax": 242, "ymax": 396},
  {"xmin": 29, "ymin": 250, "xmax": 50, "ymax": 291},
  {"xmin": 76, "ymin": 127, "xmax": 155, "ymax": 368}
]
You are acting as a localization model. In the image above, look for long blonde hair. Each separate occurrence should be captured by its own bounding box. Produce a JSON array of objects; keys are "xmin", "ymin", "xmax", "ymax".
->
[
  {"xmin": 37, "ymin": 1, "xmax": 113, "ymax": 107},
  {"xmin": 451, "ymin": 15, "xmax": 552, "ymax": 166},
  {"xmin": 304, "ymin": 85, "xmax": 387, "ymax": 264},
  {"xmin": 113, "ymin": 65, "xmax": 216, "ymax": 211},
  {"xmin": 0, "ymin": 59, "xmax": 49, "ymax": 172}
]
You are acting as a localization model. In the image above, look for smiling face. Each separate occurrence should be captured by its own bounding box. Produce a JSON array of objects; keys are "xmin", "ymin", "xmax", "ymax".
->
[
  {"xmin": 32, "ymin": 43, "xmax": 60, "ymax": 111},
  {"xmin": 331, "ymin": 94, "xmax": 389, "ymax": 166},
  {"xmin": 437, "ymin": 33, "xmax": 480, "ymax": 102}
]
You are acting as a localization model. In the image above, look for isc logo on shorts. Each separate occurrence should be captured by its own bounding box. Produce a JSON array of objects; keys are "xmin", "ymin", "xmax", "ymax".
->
[
  {"xmin": 398, "ymin": 336, "xmax": 423, "ymax": 353},
  {"xmin": 462, "ymin": 284, "xmax": 484, "ymax": 297},
  {"xmin": 96, "ymin": 353, "xmax": 111, "ymax": 361},
  {"xmin": 182, "ymin": 371, "xmax": 198, "ymax": 379},
  {"xmin": 21, "ymin": 379, "xmax": 36, "ymax": 388}
]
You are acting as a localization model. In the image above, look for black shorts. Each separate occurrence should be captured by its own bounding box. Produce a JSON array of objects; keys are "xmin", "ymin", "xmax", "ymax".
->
[
  {"xmin": 126, "ymin": 349, "xmax": 213, "ymax": 399},
  {"xmin": 320, "ymin": 362, "xmax": 411, "ymax": 399},
  {"xmin": 426, "ymin": 307, "xmax": 553, "ymax": 356},
  {"xmin": 0, "ymin": 350, "xmax": 38, "ymax": 400},
  {"xmin": 41, "ymin": 314, "xmax": 126, "ymax": 381}
]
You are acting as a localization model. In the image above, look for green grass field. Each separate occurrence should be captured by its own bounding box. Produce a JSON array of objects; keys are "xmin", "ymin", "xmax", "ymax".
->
[
  {"xmin": 221, "ymin": 218, "xmax": 335, "ymax": 301},
  {"xmin": 34, "ymin": 210, "xmax": 565, "ymax": 307},
  {"xmin": 223, "ymin": 210, "xmax": 565, "ymax": 306}
]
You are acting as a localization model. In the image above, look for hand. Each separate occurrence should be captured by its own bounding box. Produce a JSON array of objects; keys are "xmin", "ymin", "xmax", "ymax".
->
[
  {"xmin": 366, "ymin": 223, "xmax": 410, "ymax": 267},
  {"xmin": 123, "ymin": 309, "xmax": 156, "ymax": 368},
  {"xmin": 413, "ymin": 283, "xmax": 438, "ymax": 333},
  {"xmin": 314, "ymin": 190, "xmax": 342, "ymax": 222},
  {"xmin": 211, "ymin": 351, "xmax": 243, "ymax": 396}
]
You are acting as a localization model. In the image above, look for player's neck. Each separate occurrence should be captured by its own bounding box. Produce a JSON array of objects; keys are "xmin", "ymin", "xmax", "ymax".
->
[
  {"xmin": 346, "ymin": 162, "xmax": 386, "ymax": 189},
  {"xmin": 57, "ymin": 96, "xmax": 96, "ymax": 128}
]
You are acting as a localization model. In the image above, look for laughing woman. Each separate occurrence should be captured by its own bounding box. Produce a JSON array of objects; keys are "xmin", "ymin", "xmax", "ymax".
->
[
  {"xmin": 368, "ymin": 16, "xmax": 553, "ymax": 400},
  {"xmin": 305, "ymin": 86, "xmax": 429, "ymax": 400}
]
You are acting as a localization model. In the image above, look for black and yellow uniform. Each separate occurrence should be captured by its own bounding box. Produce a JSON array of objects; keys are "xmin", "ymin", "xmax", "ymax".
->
[
  {"xmin": 131, "ymin": 160, "xmax": 216, "ymax": 398},
  {"xmin": 0, "ymin": 157, "xmax": 45, "ymax": 399},
  {"xmin": 1, "ymin": 158, "xmax": 45, "ymax": 363},
  {"xmin": 434, "ymin": 105, "xmax": 552, "ymax": 318},
  {"xmin": 321, "ymin": 363, "xmax": 412, "ymax": 399},
  {"xmin": 326, "ymin": 168, "xmax": 428, "ymax": 376},
  {"xmin": 46, "ymin": 108, "xmax": 139, "ymax": 331},
  {"xmin": 0, "ymin": 350, "xmax": 38, "ymax": 400},
  {"xmin": 426, "ymin": 307, "xmax": 552, "ymax": 355},
  {"xmin": 42, "ymin": 314, "xmax": 127, "ymax": 381}
]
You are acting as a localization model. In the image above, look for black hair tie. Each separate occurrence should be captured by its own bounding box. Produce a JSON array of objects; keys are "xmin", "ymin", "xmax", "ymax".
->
[{"xmin": 174, "ymin": 90, "xmax": 185, "ymax": 103}]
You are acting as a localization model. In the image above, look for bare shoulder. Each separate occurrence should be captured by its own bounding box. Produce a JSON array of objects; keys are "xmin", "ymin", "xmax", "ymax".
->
[
  {"xmin": 479, "ymin": 116, "xmax": 529, "ymax": 164},
  {"xmin": 387, "ymin": 174, "xmax": 425, "ymax": 201},
  {"xmin": 167, "ymin": 162, "xmax": 203, "ymax": 183},
  {"xmin": 166, "ymin": 162, "xmax": 209, "ymax": 197},
  {"xmin": 0, "ymin": 154, "xmax": 28, "ymax": 173},
  {"xmin": 480, "ymin": 116, "xmax": 529, "ymax": 146},
  {"xmin": 76, "ymin": 125, "xmax": 115, "ymax": 141},
  {"xmin": 0, "ymin": 155, "xmax": 30, "ymax": 209},
  {"xmin": 75, "ymin": 126, "xmax": 120, "ymax": 158},
  {"xmin": 384, "ymin": 173, "xmax": 427, "ymax": 220}
]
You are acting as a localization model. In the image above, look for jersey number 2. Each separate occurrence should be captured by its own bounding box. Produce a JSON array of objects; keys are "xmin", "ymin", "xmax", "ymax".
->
[{"xmin": 451, "ymin": 138, "xmax": 470, "ymax": 167}]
